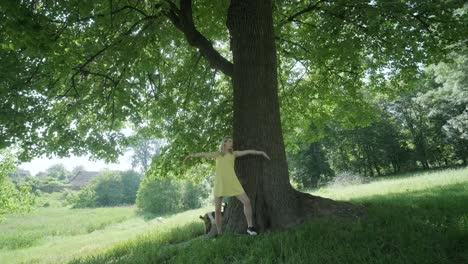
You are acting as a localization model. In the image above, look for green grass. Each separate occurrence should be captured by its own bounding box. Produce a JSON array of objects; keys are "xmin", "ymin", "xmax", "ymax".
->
[
  {"xmin": 0, "ymin": 205, "xmax": 212, "ymax": 264},
  {"xmin": 310, "ymin": 166, "xmax": 468, "ymax": 201},
  {"xmin": 1, "ymin": 167, "xmax": 467, "ymax": 264},
  {"xmin": 0, "ymin": 206, "xmax": 134, "ymax": 250},
  {"xmin": 69, "ymin": 166, "xmax": 468, "ymax": 264},
  {"xmin": 35, "ymin": 191, "xmax": 69, "ymax": 208}
]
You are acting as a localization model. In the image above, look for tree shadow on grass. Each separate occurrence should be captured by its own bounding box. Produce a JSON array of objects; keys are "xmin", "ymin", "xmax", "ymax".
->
[
  {"xmin": 348, "ymin": 183, "xmax": 468, "ymax": 264},
  {"xmin": 70, "ymin": 183, "xmax": 468, "ymax": 264}
]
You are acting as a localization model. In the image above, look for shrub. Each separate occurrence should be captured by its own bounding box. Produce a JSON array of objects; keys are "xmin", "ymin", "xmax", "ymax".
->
[
  {"xmin": 71, "ymin": 187, "xmax": 97, "ymax": 208},
  {"xmin": 71, "ymin": 170, "xmax": 142, "ymax": 208},
  {"xmin": 136, "ymin": 176, "xmax": 211, "ymax": 215},
  {"xmin": 94, "ymin": 171, "xmax": 126, "ymax": 207},
  {"xmin": 136, "ymin": 177, "xmax": 182, "ymax": 215},
  {"xmin": 0, "ymin": 148, "xmax": 35, "ymax": 220},
  {"xmin": 121, "ymin": 170, "xmax": 141, "ymax": 204}
]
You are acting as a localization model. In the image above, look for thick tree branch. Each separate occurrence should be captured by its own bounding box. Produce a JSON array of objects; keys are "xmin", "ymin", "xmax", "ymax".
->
[
  {"xmin": 162, "ymin": 0, "xmax": 233, "ymax": 77},
  {"xmin": 275, "ymin": 36, "xmax": 314, "ymax": 56},
  {"xmin": 65, "ymin": 13, "xmax": 158, "ymax": 99},
  {"xmin": 81, "ymin": 69, "xmax": 116, "ymax": 85},
  {"xmin": 115, "ymin": 5, "xmax": 149, "ymax": 17},
  {"xmin": 411, "ymin": 14, "xmax": 446, "ymax": 51},
  {"xmin": 69, "ymin": 4, "xmax": 149, "ymax": 23},
  {"xmin": 279, "ymin": 0, "xmax": 324, "ymax": 27},
  {"xmin": 277, "ymin": 41, "xmax": 361, "ymax": 79},
  {"xmin": 147, "ymin": 72, "xmax": 159, "ymax": 100}
]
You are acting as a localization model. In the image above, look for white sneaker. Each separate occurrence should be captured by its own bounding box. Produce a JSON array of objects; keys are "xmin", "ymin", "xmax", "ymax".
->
[{"xmin": 247, "ymin": 226, "xmax": 258, "ymax": 235}]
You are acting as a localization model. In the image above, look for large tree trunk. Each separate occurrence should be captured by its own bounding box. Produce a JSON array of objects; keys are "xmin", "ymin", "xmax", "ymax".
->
[{"xmin": 224, "ymin": 0, "xmax": 363, "ymax": 233}]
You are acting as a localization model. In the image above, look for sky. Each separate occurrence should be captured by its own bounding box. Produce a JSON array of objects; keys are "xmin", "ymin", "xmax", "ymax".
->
[
  {"xmin": 18, "ymin": 128, "xmax": 136, "ymax": 175},
  {"xmin": 19, "ymin": 151, "xmax": 134, "ymax": 176}
]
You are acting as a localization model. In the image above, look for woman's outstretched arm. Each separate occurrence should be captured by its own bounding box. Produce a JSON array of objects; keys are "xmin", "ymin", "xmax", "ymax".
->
[
  {"xmin": 234, "ymin": 150, "xmax": 270, "ymax": 160},
  {"xmin": 184, "ymin": 152, "xmax": 219, "ymax": 163}
]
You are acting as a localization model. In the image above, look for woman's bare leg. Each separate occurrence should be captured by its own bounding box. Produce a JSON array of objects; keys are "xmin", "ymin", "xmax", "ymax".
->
[
  {"xmin": 214, "ymin": 196, "xmax": 223, "ymax": 234},
  {"xmin": 235, "ymin": 192, "xmax": 253, "ymax": 227}
]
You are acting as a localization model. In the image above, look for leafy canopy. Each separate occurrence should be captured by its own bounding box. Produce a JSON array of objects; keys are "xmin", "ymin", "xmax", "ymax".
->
[{"xmin": 0, "ymin": 0, "xmax": 466, "ymax": 177}]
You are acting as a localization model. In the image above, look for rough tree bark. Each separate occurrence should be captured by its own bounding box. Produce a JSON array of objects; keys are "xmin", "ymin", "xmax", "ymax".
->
[
  {"xmin": 166, "ymin": 0, "xmax": 364, "ymax": 235},
  {"xmin": 223, "ymin": 0, "xmax": 363, "ymax": 233}
]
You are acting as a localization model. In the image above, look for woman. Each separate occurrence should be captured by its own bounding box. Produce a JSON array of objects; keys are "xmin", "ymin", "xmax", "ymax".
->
[{"xmin": 184, "ymin": 136, "xmax": 270, "ymax": 236}]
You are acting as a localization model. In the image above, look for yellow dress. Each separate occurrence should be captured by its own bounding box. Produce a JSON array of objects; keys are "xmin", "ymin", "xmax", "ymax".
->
[{"xmin": 214, "ymin": 152, "xmax": 245, "ymax": 197}]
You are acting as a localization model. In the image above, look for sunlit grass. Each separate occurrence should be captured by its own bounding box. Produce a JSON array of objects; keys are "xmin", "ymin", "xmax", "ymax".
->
[
  {"xmin": 310, "ymin": 166, "xmax": 468, "ymax": 201},
  {"xmin": 0, "ymin": 206, "xmax": 134, "ymax": 250},
  {"xmin": 35, "ymin": 191, "xmax": 69, "ymax": 207},
  {"xmin": 0, "ymin": 206, "xmax": 211, "ymax": 264},
  {"xmin": 70, "ymin": 166, "xmax": 468, "ymax": 264},
  {"xmin": 2, "ymin": 167, "xmax": 467, "ymax": 264}
]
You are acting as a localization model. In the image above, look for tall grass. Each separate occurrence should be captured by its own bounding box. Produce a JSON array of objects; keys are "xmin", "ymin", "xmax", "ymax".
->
[
  {"xmin": 1, "ymin": 167, "xmax": 467, "ymax": 264},
  {"xmin": 311, "ymin": 166, "xmax": 468, "ymax": 201},
  {"xmin": 0, "ymin": 206, "xmax": 134, "ymax": 250},
  {"xmin": 70, "ymin": 166, "xmax": 468, "ymax": 264},
  {"xmin": 0, "ymin": 206, "xmax": 211, "ymax": 264}
]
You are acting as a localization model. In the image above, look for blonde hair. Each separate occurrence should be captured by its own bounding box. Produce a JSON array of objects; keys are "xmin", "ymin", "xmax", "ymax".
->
[{"xmin": 219, "ymin": 136, "xmax": 233, "ymax": 156}]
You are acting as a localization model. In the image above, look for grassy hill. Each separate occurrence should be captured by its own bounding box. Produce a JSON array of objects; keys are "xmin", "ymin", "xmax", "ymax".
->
[
  {"xmin": 1, "ymin": 167, "xmax": 467, "ymax": 264},
  {"xmin": 0, "ymin": 205, "xmax": 210, "ymax": 263}
]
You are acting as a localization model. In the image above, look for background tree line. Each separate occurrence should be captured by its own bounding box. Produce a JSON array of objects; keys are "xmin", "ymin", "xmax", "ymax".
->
[
  {"xmin": 2, "ymin": 137, "xmax": 213, "ymax": 216},
  {"xmin": 288, "ymin": 51, "xmax": 468, "ymax": 189}
]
